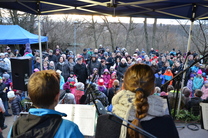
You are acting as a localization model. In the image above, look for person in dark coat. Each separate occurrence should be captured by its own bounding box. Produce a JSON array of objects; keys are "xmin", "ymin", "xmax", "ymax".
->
[
  {"xmin": 187, "ymin": 89, "xmax": 203, "ymax": 116},
  {"xmin": 107, "ymin": 80, "xmax": 120, "ymax": 105},
  {"xmin": 7, "ymin": 91, "xmax": 21, "ymax": 121},
  {"xmin": 56, "ymin": 56, "xmax": 70, "ymax": 82},
  {"xmin": 87, "ymin": 54, "xmax": 102, "ymax": 76},
  {"xmin": 81, "ymin": 48, "xmax": 90, "ymax": 64},
  {"xmin": 103, "ymin": 52, "xmax": 114, "ymax": 70},
  {"xmin": 48, "ymin": 50, "xmax": 57, "ymax": 63},
  {"xmin": 73, "ymin": 58, "xmax": 88, "ymax": 85},
  {"xmin": 0, "ymin": 77, "xmax": 10, "ymax": 116},
  {"xmin": 116, "ymin": 58, "xmax": 128, "ymax": 82}
]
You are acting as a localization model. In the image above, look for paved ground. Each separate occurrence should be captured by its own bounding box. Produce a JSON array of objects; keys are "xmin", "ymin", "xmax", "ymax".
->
[{"xmin": 2, "ymin": 109, "xmax": 208, "ymax": 138}]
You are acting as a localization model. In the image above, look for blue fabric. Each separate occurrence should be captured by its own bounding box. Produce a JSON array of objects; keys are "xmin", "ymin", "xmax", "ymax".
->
[
  {"xmin": 0, "ymin": 25, "xmax": 48, "ymax": 44},
  {"xmin": 192, "ymin": 76, "xmax": 204, "ymax": 90},
  {"xmin": 164, "ymin": 74, "xmax": 172, "ymax": 81},
  {"xmin": 0, "ymin": 1, "xmax": 208, "ymax": 21},
  {"xmin": 60, "ymin": 75, "xmax": 65, "ymax": 90},
  {"xmin": 8, "ymin": 108, "xmax": 84, "ymax": 138}
]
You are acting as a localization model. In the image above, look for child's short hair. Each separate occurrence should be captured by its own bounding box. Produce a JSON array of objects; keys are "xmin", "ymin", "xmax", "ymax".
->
[
  {"xmin": 183, "ymin": 88, "xmax": 191, "ymax": 98},
  {"xmin": 167, "ymin": 85, "xmax": 174, "ymax": 92},
  {"xmin": 113, "ymin": 80, "xmax": 119, "ymax": 86},
  {"xmin": 195, "ymin": 89, "xmax": 203, "ymax": 97},
  {"xmin": 28, "ymin": 70, "xmax": 60, "ymax": 108}
]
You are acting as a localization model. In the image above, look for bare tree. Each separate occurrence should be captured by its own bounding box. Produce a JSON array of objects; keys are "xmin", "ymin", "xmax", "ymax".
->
[
  {"xmin": 152, "ymin": 18, "xmax": 157, "ymax": 49},
  {"xmin": 144, "ymin": 18, "xmax": 150, "ymax": 52}
]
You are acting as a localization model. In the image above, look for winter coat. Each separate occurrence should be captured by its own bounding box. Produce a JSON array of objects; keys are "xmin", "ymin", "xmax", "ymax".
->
[
  {"xmin": 87, "ymin": 59, "xmax": 102, "ymax": 76},
  {"xmin": 151, "ymin": 64, "xmax": 159, "ymax": 74},
  {"xmin": 105, "ymin": 57, "xmax": 114, "ymax": 69},
  {"xmin": 192, "ymin": 76, "xmax": 204, "ymax": 90},
  {"xmin": 163, "ymin": 70, "xmax": 173, "ymax": 85},
  {"xmin": 108, "ymin": 86, "xmax": 120, "ymax": 105},
  {"xmin": 187, "ymin": 79, "xmax": 193, "ymax": 92},
  {"xmin": 34, "ymin": 62, "xmax": 40, "ymax": 70},
  {"xmin": 59, "ymin": 75, "xmax": 65, "ymax": 90},
  {"xmin": 8, "ymin": 108, "xmax": 83, "ymax": 138},
  {"xmin": 73, "ymin": 63, "xmax": 88, "ymax": 84},
  {"xmin": 187, "ymin": 97, "xmax": 202, "ymax": 116},
  {"xmin": 172, "ymin": 66, "xmax": 183, "ymax": 76},
  {"xmin": 56, "ymin": 62, "xmax": 70, "ymax": 81},
  {"xmin": 155, "ymin": 73, "xmax": 165, "ymax": 87},
  {"xmin": 48, "ymin": 55, "xmax": 57, "ymax": 63},
  {"xmin": 108, "ymin": 78, "xmax": 116, "ymax": 89},
  {"xmin": 0, "ymin": 83, "xmax": 7, "ymax": 101},
  {"xmin": 116, "ymin": 63, "xmax": 128, "ymax": 81},
  {"xmin": 102, "ymin": 73, "xmax": 111, "ymax": 88},
  {"xmin": 10, "ymin": 95, "xmax": 22, "ymax": 115},
  {"xmin": 201, "ymin": 85, "xmax": 208, "ymax": 99},
  {"xmin": 73, "ymin": 90, "xmax": 84, "ymax": 104},
  {"xmin": 68, "ymin": 62, "xmax": 76, "ymax": 72}
]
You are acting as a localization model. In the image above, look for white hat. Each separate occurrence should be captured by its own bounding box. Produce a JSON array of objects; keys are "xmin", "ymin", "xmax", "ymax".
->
[
  {"xmin": 74, "ymin": 82, "xmax": 84, "ymax": 90},
  {"xmin": 56, "ymin": 70, "xmax": 62, "ymax": 75},
  {"xmin": 7, "ymin": 91, "xmax": 15, "ymax": 98}
]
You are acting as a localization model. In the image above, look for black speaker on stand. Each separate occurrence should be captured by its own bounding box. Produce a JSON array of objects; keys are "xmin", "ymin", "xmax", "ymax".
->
[{"xmin": 11, "ymin": 57, "xmax": 32, "ymax": 91}]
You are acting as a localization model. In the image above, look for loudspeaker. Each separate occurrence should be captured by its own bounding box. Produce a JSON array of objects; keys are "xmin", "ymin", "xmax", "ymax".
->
[{"xmin": 11, "ymin": 57, "xmax": 32, "ymax": 91}]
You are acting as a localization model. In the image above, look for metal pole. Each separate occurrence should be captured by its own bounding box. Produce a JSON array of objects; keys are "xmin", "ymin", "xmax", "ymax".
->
[
  {"xmin": 177, "ymin": 21, "xmax": 194, "ymax": 114},
  {"xmin": 38, "ymin": 15, "xmax": 43, "ymax": 71},
  {"xmin": 74, "ymin": 21, "xmax": 77, "ymax": 57}
]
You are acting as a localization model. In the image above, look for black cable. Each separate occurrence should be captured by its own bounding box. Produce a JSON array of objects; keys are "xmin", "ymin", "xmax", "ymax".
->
[{"xmin": 187, "ymin": 123, "xmax": 199, "ymax": 131}]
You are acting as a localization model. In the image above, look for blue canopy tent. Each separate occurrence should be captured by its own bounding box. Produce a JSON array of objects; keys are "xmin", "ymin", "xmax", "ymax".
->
[
  {"xmin": 0, "ymin": 0, "xmax": 208, "ymax": 114},
  {"xmin": 0, "ymin": 25, "xmax": 48, "ymax": 44}
]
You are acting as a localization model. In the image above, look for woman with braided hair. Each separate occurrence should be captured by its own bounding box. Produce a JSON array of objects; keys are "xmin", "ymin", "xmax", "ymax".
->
[{"xmin": 96, "ymin": 64, "xmax": 179, "ymax": 138}]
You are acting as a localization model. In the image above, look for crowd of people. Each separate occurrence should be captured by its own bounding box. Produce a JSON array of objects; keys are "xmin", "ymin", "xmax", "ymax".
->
[{"xmin": 0, "ymin": 43, "xmax": 207, "ymax": 137}]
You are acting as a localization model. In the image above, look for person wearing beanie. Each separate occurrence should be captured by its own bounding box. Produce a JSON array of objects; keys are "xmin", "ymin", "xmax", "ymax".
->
[
  {"xmin": 63, "ymin": 82, "xmax": 76, "ymax": 104},
  {"xmin": 73, "ymin": 82, "xmax": 85, "ymax": 104},
  {"xmin": 7, "ymin": 91, "xmax": 21, "ymax": 121},
  {"xmin": 102, "ymin": 69, "xmax": 111, "ymax": 89},
  {"xmin": 117, "ymin": 58, "xmax": 128, "ymax": 82},
  {"xmin": 186, "ymin": 74, "xmax": 194, "ymax": 94},
  {"xmin": 201, "ymin": 80, "xmax": 208, "ymax": 100},
  {"xmin": 192, "ymin": 69, "xmax": 204, "ymax": 97},
  {"xmin": 97, "ymin": 78, "xmax": 107, "ymax": 96}
]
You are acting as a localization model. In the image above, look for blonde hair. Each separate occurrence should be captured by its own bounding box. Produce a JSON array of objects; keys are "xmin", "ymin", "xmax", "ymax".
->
[{"xmin": 124, "ymin": 64, "xmax": 155, "ymax": 138}]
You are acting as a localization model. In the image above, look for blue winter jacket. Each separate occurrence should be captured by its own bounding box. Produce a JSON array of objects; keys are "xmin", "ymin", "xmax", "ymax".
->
[
  {"xmin": 192, "ymin": 76, "xmax": 204, "ymax": 90},
  {"xmin": 8, "ymin": 108, "xmax": 84, "ymax": 138}
]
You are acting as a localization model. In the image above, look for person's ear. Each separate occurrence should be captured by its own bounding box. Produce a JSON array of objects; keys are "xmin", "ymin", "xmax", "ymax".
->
[{"xmin": 54, "ymin": 92, "xmax": 60, "ymax": 104}]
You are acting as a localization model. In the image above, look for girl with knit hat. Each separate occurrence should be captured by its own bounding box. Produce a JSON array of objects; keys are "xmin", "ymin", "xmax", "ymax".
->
[
  {"xmin": 192, "ymin": 69, "xmax": 204, "ymax": 97},
  {"xmin": 102, "ymin": 69, "xmax": 111, "ymax": 89},
  {"xmin": 97, "ymin": 78, "xmax": 107, "ymax": 96},
  {"xmin": 96, "ymin": 64, "xmax": 178, "ymax": 138}
]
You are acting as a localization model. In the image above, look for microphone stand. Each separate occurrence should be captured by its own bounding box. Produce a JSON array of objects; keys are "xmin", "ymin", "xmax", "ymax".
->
[
  {"xmin": 161, "ymin": 53, "xmax": 208, "ymax": 119},
  {"xmin": 84, "ymin": 73, "xmax": 101, "ymax": 115},
  {"xmin": 108, "ymin": 113, "xmax": 157, "ymax": 138}
]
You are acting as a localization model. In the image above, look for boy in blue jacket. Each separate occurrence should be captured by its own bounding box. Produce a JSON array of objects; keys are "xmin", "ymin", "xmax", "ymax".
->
[{"xmin": 8, "ymin": 70, "xmax": 83, "ymax": 138}]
